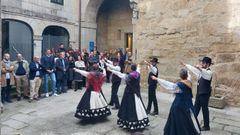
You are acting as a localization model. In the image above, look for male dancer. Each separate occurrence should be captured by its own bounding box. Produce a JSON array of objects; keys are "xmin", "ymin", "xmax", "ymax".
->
[
  {"xmin": 145, "ymin": 57, "xmax": 159, "ymax": 115},
  {"xmin": 182, "ymin": 56, "xmax": 213, "ymax": 131},
  {"xmin": 104, "ymin": 58, "xmax": 121, "ymax": 110}
]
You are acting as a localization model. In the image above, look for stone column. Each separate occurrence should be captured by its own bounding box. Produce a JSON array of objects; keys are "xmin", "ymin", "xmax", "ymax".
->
[
  {"xmin": 0, "ymin": 0, "xmax": 2, "ymax": 102},
  {"xmin": 129, "ymin": 0, "xmax": 139, "ymax": 62},
  {"xmin": 33, "ymin": 35, "xmax": 43, "ymax": 57},
  {"xmin": 0, "ymin": 0, "xmax": 2, "ymax": 60}
]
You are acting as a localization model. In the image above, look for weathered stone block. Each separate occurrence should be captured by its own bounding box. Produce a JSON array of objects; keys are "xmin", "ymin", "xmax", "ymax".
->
[
  {"xmin": 216, "ymin": 53, "xmax": 236, "ymax": 63},
  {"xmin": 224, "ymin": 126, "xmax": 240, "ymax": 134},
  {"xmin": 209, "ymin": 96, "xmax": 226, "ymax": 109}
]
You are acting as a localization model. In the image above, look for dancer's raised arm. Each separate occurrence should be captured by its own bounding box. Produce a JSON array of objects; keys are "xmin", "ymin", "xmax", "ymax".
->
[
  {"xmin": 108, "ymin": 67, "xmax": 127, "ymax": 80},
  {"xmin": 74, "ymin": 68, "xmax": 89, "ymax": 77},
  {"xmin": 105, "ymin": 62, "xmax": 121, "ymax": 72},
  {"xmin": 104, "ymin": 58, "xmax": 113, "ymax": 65},
  {"xmin": 151, "ymin": 76, "xmax": 182, "ymax": 93},
  {"xmin": 181, "ymin": 61, "xmax": 212, "ymax": 80}
]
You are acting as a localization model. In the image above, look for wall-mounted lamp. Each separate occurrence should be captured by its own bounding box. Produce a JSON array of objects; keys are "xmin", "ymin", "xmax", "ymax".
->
[{"xmin": 129, "ymin": 0, "xmax": 139, "ymax": 19}]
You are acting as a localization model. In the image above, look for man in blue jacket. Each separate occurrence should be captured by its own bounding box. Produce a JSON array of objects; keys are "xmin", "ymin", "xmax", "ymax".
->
[
  {"xmin": 41, "ymin": 49, "xmax": 57, "ymax": 97},
  {"xmin": 29, "ymin": 56, "xmax": 43, "ymax": 102}
]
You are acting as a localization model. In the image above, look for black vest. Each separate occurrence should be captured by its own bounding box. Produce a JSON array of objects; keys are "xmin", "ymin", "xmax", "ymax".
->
[
  {"xmin": 148, "ymin": 66, "xmax": 158, "ymax": 86},
  {"xmin": 112, "ymin": 66, "xmax": 121, "ymax": 83},
  {"xmin": 197, "ymin": 69, "xmax": 212, "ymax": 95},
  {"xmin": 112, "ymin": 74, "xmax": 121, "ymax": 83}
]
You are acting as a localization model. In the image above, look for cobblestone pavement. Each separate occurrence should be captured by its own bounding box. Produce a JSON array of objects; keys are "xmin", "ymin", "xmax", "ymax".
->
[{"xmin": 1, "ymin": 83, "xmax": 240, "ymax": 135}]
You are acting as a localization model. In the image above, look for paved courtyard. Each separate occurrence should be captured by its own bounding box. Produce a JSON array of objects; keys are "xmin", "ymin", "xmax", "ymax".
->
[{"xmin": 1, "ymin": 83, "xmax": 240, "ymax": 135}]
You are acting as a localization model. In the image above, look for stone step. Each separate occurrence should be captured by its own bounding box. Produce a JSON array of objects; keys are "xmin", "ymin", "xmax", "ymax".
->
[
  {"xmin": 213, "ymin": 117, "xmax": 240, "ymax": 128},
  {"xmin": 224, "ymin": 126, "xmax": 240, "ymax": 134}
]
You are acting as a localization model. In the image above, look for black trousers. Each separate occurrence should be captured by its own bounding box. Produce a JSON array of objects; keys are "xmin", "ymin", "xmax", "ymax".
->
[
  {"xmin": 82, "ymin": 77, "xmax": 86, "ymax": 87},
  {"xmin": 75, "ymin": 81, "xmax": 83, "ymax": 90},
  {"xmin": 147, "ymin": 85, "xmax": 158, "ymax": 113},
  {"xmin": 1, "ymin": 79, "xmax": 11, "ymax": 103},
  {"xmin": 109, "ymin": 81, "xmax": 121, "ymax": 108},
  {"xmin": 195, "ymin": 93, "xmax": 211, "ymax": 128},
  {"xmin": 67, "ymin": 80, "xmax": 73, "ymax": 89},
  {"xmin": 106, "ymin": 71, "xmax": 111, "ymax": 83}
]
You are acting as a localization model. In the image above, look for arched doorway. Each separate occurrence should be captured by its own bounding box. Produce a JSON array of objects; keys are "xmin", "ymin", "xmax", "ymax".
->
[
  {"xmin": 2, "ymin": 19, "xmax": 33, "ymax": 62},
  {"xmin": 42, "ymin": 26, "xmax": 69, "ymax": 54},
  {"xmin": 96, "ymin": 0, "xmax": 133, "ymax": 52}
]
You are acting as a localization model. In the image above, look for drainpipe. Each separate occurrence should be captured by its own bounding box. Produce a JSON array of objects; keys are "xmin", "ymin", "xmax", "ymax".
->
[{"xmin": 78, "ymin": 0, "xmax": 81, "ymax": 50}]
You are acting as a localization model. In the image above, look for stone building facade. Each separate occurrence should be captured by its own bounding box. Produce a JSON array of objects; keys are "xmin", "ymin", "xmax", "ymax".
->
[
  {"xmin": 81, "ymin": 0, "xmax": 240, "ymax": 106},
  {"xmin": 1, "ymin": 0, "xmax": 240, "ymax": 106},
  {"xmin": 135, "ymin": 0, "xmax": 240, "ymax": 106},
  {"xmin": 1, "ymin": 0, "xmax": 80, "ymax": 61}
]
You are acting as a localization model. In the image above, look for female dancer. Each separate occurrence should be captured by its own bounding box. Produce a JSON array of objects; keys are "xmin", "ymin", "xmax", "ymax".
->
[
  {"xmin": 152, "ymin": 69, "xmax": 201, "ymax": 135},
  {"xmin": 108, "ymin": 64, "xmax": 150, "ymax": 130},
  {"xmin": 74, "ymin": 63, "xmax": 111, "ymax": 119}
]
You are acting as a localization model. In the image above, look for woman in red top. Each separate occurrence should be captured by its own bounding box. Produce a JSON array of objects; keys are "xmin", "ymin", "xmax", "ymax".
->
[{"xmin": 74, "ymin": 62, "xmax": 111, "ymax": 119}]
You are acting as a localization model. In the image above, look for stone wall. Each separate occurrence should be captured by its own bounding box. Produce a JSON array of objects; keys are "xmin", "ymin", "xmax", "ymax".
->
[
  {"xmin": 97, "ymin": 0, "xmax": 133, "ymax": 51},
  {"xmin": 135, "ymin": 0, "xmax": 240, "ymax": 106}
]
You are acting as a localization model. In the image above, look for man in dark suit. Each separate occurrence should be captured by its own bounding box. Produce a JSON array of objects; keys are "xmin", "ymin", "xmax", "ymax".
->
[
  {"xmin": 56, "ymin": 52, "xmax": 69, "ymax": 94},
  {"xmin": 182, "ymin": 56, "xmax": 213, "ymax": 131},
  {"xmin": 29, "ymin": 56, "xmax": 43, "ymax": 102}
]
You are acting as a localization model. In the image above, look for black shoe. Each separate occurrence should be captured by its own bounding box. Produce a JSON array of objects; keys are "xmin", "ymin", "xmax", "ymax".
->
[
  {"xmin": 6, "ymin": 100, "xmax": 12, "ymax": 103},
  {"xmin": 146, "ymin": 110, "xmax": 150, "ymax": 115},
  {"xmin": 34, "ymin": 97, "xmax": 40, "ymax": 101},
  {"xmin": 23, "ymin": 96, "xmax": 29, "ymax": 99},
  {"xmin": 112, "ymin": 107, "xmax": 119, "ymax": 110},
  {"xmin": 150, "ymin": 112, "xmax": 159, "ymax": 116},
  {"xmin": 28, "ymin": 99, "xmax": 33, "ymax": 103},
  {"xmin": 17, "ymin": 97, "xmax": 21, "ymax": 101},
  {"xmin": 201, "ymin": 126, "xmax": 210, "ymax": 131}
]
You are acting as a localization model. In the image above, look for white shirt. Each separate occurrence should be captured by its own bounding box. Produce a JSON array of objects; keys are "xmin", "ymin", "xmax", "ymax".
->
[
  {"xmin": 75, "ymin": 61, "xmax": 85, "ymax": 68},
  {"xmin": 156, "ymin": 72, "xmax": 192, "ymax": 93},
  {"xmin": 105, "ymin": 60, "xmax": 121, "ymax": 72},
  {"xmin": 185, "ymin": 64, "xmax": 212, "ymax": 81},
  {"xmin": 74, "ymin": 68, "xmax": 106, "ymax": 78},
  {"xmin": 109, "ymin": 65, "xmax": 140, "ymax": 80},
  {"xmin": 148, "ymin": 64, "xmax": 158, "ymax": 75},
  {"xmin": 35, "ymin": 63, "xmax": 40, "ymax": 76}
]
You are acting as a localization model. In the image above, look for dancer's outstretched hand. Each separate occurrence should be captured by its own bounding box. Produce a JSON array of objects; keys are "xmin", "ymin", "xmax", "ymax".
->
[
  {"xmin": 106, "ymin": 67, "xmax": 111, "ymax": 71},
  {"xmin": 144, "ymin": 60, "xmax": 150, "ymax": 65},
  {"xmin": 180, "ymin": 61, "xmax": 185, "ymax": 66}
]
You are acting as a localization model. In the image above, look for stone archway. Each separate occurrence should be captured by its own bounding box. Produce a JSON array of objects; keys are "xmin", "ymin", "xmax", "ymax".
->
[
  {"xmin": 42, "ymin": 26, "xmax": 69, "ymax": 54},
  {"xmin": 81, "ymin": 0, "xmax": 138, "ymax": 54},
  {"xmin": 2, "ymin": 19, "xmax": 34, "ymax": 62}
]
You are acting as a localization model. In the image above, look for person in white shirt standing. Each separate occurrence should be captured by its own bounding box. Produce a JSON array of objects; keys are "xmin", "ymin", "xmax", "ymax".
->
[{"xmin": 181, "ymin": 56, "xmax": 213, "ymax": 131}]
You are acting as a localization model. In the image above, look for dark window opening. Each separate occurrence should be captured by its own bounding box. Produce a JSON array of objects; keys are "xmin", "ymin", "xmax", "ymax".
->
[
  {"xmin": 2, "ymin": 19, "xmax": 33, "ymax": 62},
  {"xmin": 51, "ymin": 0, "xmax": 64, "ymax": 5}
]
